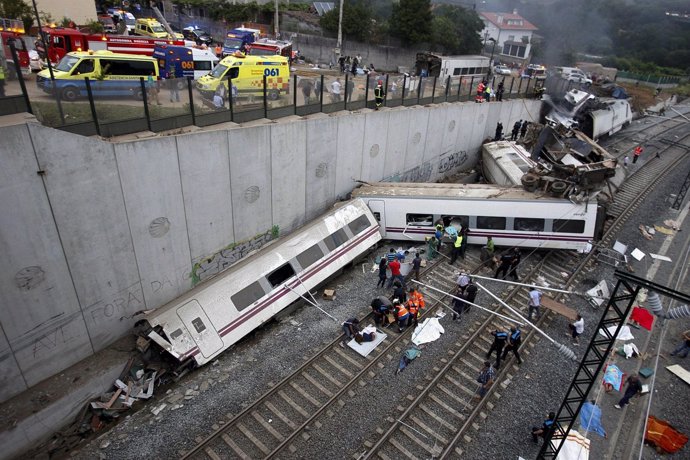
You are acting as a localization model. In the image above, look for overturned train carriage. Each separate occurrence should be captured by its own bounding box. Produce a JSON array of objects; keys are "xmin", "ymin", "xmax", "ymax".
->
[{"xmin": 140, "ymin": 199, "xmax": 382, "ymax": 367}]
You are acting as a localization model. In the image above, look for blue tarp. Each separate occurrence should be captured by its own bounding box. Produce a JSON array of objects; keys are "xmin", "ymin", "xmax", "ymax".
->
[{"xmin": 580, "ymin": 401, "xmax": 607, "ymax": 438}]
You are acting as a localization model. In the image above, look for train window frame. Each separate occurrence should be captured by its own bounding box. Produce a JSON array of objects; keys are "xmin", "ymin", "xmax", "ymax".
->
[
  {"xmin": 231, "ymin": 280, "xmax": 267, "ymax": 311},
  {"xmin": 373, "ymin": 212, "xmax": 381, "ymax": 222},
  {"xmin": 267, "ymin": 262, "xmax": 296, "ymax": 288},
  {"xmin": 553, "ymin": 219, "xmax": 586, "ymax": 234},
  {"xmin": 441, "ymin": 215, "xmax": 469, "ymax": 229},
  {"xmin": 323, "ymin": 228, "xmax": 349, "ymax": 251},
  {"xmin": 406, "ymin": 213, "xmax": 434, "ymax": 227},
  {"xmin": 170, "ymin": 328, "xmax": 183, "ymax": 340},
  {"xmin": 514, "ymin": 217, "xmax": 546, "ymax": 232},
  {"xmin": 296, "ymin": 243, "xmax": 324, "ymax": 270},
  {"xmin": 191, "ymin": 317, "xmax": 206, "ymax": 333},
  {"xmin": 348, "ymin": 214, "xmax": 371, "ymax": 236},
  {"xmin": 477, "ymin": 216, "xmax": 507, "ymax": 230}
]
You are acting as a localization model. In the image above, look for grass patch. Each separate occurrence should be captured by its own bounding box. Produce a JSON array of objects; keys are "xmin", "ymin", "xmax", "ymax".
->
[{"xmin": 32, "ymin": 101, "xmax": 193, "ymax": 127}]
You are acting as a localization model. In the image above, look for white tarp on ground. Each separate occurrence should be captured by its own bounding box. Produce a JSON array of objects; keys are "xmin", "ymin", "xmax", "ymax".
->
[
  {"xmin": 412, "ymin": 318, "xmax": 445, "ymax": 345},
  {"xmin": 598, "ymin": 325, "xmax": 634, "ymax": 341},
  {"xmin": 557, "ymin": 430, "xmax": 590, "ymax": 460},
  {"xmin": 347, "ymin": 326, "xmax": 387, "ymax": 357}
]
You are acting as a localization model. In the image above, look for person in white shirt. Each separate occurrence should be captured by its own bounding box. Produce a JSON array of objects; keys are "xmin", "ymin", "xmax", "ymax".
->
[
  {"xmin": 330, "ymin": 78, "xmax": 342, "ymax": 102},
  {"xmin": 528, "ymin": 287, "xmax": 543, "ymax": 321},
  {"xmin": 569, "ymin": 314, "xmax": 585, "ymax": 344},
  {"xmin": 456, "ymin": 273, "xmax": 471, "ymax": 295}
]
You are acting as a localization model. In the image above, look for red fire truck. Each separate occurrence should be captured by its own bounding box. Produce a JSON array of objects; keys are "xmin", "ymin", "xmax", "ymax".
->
[
  {"xmin": 42, "ymin": 27, "xmax": 185, "ymax": 64},
  {"xmin": 0, "ymin": 18, "xmax": 30, "ymax": 76},
  {"xmin": 246, "ymin": 38, "xmax": 292, "ymax": 59}
]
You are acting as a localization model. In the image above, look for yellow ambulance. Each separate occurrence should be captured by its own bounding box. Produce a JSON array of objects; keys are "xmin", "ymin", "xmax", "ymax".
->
[
  {"xmin": 195, "ymin": 53, "xmax": 289, "ymax": 100},
  {"xmin": 134, "ymin": 18, "xmax": 183, "ymax": 39}
]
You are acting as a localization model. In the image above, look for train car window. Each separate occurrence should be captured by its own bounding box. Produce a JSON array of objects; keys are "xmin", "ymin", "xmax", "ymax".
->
[
  {"xmin": 373, "ymin": 212, "xmax": 381, "ymax": 222},
  {"xmin": 231, "ymin": 280, "xmax": 267, "ymax": 311},
  {"xmin": 477, "ymin": 216, "xmax": 507, "ymax": 230},
  {"xmin": 514, "ymin": 217, "xmax": 545, "ymax": 231},
  {"xmin": 297, "ymin": 243, "xmax": 324, "ymax": 269},
  {"xmin": 348, "ymin": 215, "xmax": 371, "ymax": 235},
  {"xmin": 267, "ymin": 263, "xmax": 296, "ymax": 287},
  {"xmin": 323, "ymin": 228, "xmax": 349, "ymax": 251},
  {"xmin": 553, "ymin": 219, "xmax": 585, "ymax": 233},
  {"xmin": 406, "ymin": 214, "xmax": 433, "ymax": 226},
  {"xmin": 191, "ymin": 317, "xmax": 206, "ymax": 333},
  {"xmin": 442, "ymin": 215, "xmax": 469, "ymax": 228}
]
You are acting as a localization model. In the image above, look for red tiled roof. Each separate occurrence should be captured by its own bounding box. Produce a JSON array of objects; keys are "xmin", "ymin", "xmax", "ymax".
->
[{"xmin": 480, "ymin": 12, "xmax": 538, "ymax": 31}]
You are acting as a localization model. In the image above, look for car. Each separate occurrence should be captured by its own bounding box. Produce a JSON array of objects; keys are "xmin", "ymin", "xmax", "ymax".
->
[
  {"xmin": 566, "ymin": 72, "xmax": 592, "ymax": 86},
  {"xmin": 493, "ymin": 65, "xmax": 511, "ymax": 76},
  {"xmin": 97, "ymin": 15, "xmax": 117, "ymax": 34},
  {"xmin": 183, "ymin": 27, "xmax": 213, "ymax": 45}
]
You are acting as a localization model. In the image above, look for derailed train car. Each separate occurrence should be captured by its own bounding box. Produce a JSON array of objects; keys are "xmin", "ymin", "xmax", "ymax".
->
[
  {"xmin": 352, "ymin": 182, "xmax": 602, "ymax": 252},
  {"xmin": 139, "ymin": 199, "xmax": 381, "ymax": 367}
]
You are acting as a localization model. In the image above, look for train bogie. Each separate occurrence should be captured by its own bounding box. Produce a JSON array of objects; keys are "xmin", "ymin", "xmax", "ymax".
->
[{"xmin": 142, "ymin": 199, "xmax": 381, "ymax": 367}]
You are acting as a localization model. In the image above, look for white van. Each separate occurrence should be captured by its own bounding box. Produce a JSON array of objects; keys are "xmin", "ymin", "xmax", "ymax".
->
[{"xmin": 555, "ymin": 66, "xmax": 592, "ymax": 85}]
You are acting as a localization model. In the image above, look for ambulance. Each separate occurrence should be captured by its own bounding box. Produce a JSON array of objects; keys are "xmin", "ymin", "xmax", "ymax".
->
[
  {"xmin": 36, "ymin": 50, "xmax": 159, "ymax": 101},
  {"xmin": 134, "ymin": 18, "xmax": 182, "ymax": 39},
  {"xmin": 195, "ymin": 53, "xmax": 289, "ymax": 100},
  {"xmin": 153, "ymin": 44, "xmax": 218, "ymax": 82}
]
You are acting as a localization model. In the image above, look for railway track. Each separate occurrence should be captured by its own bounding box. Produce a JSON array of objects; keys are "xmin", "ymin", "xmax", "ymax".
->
[{"xmin": 180, "ymin": 112, "xmax": 689, "ymax": 460}]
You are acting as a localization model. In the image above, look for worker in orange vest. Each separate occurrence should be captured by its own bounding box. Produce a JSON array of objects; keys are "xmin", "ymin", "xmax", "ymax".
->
[
  {"xmin": 406, "ymin": 287, "xmax": 426, "ymax": 327},
  {"xmin": 632, "ymin": 145, "xmax": 643, "ymax": 164},
  {"xmin": 393, "ymin": 300, "xmax": 411, "ymax": 333},
  {"xmin": 476, "ymin": 81, "xmax": 486, "ymax": 103}
]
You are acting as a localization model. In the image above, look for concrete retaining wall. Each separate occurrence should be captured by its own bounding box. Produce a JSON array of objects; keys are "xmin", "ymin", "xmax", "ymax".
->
[{"xmin": 0, "ymin": 99, "xmax": 541, "ymax": 402}]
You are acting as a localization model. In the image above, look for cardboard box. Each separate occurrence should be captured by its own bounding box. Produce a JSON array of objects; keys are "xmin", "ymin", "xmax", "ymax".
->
[{"xmin": 323, "ymin": 289, "xmax": 336, "ymax": 300}]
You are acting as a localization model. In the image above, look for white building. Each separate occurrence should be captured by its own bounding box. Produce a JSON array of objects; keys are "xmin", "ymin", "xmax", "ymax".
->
[{"xmin": 479, "ymin": 10, "xmax": 537, "ymax": 66}]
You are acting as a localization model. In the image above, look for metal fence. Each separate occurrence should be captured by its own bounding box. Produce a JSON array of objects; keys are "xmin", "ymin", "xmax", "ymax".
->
[
  {"xmin": 2, "ymin": 48, "xmax": 576, "ymax": 138},
  {"xmin": 616, "ymin": 71, "xmax": 684, "ymax": 85}
]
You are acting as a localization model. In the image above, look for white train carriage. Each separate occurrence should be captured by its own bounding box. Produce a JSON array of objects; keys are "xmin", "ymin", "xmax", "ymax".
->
[
  {"xmin": 141, "ymin": 199, "xmax": 381, "ymax": 366},
  {"xmin": 584, "ymin": 99, "xmax": 632, "ymax": 140},
  {"xmin": 351, "ymin": 182, "xmax": 601, "ymax": 251}
]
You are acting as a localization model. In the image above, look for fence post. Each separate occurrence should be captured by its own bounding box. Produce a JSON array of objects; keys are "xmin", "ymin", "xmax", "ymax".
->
[
  {"xmin": 516, "ymin": 77, "xmax": 523, "ymax": 97},
  {"xmin": 229, "ymin": 76, "xmax": 234, "ymax": 121},
  {"xmin": 83, "ymin": 77, "xmax": 100, "ymax": 136},
  {"xmin": 141, "ymin": 77, "xmax": 152, "ymax": 131},
  {"xmin": 187, "ymin": 76, "xmax": 196, "ymax": 126},
  {"xmin": 365, "ymin": 73, "xmax": 370, "ymax": 108},
  {"xmin": 525, "ymin": 78, "xmax": 532, "ymax": 98},
  {"xmin": 319, "ymin": 74, "xmax": 324, "ymax": 113},
  {"xmin": 445, "ymin": 76, "xmax": 450, "ymax": 101},
  {"xmin": 293, "ymin": 74, "xmax": 297, "ymax": 114},
  {"xmin": 401, "ymin": 74, "xmax": 407, "ymax": 105},
  {"xmin": 469, "ymin": 76, "xmax": 475, "ymax": 102},
  {"xmin": 344, "ymin": 73, "xmax": 349, "ymax": 110},
  {"xmin": 417, "ymin": 77, "xmax": 422, "ymax": 105},
  {"xmin": 8, "ymin": 40, "xmax": 32, "ymax": 114},
  {"xmin": 384, "ymin": 74, "xmax": 389, "ymax": 107},
  {"xmin": 431, "ymin": 76, "xmax": 437, "ymax": 102},
  {"xmin": 508, "ymin": 77, "xmax": 515, "ymax": 98},
  {"xmin": 263, "ymin": 75, "xmax": 268, "ymax": 118},
  {"xmin": 457, "ymin": 76, "xmax": 462, "ymax": 100}
]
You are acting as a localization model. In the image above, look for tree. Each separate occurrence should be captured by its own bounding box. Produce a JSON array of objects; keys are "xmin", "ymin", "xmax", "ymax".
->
[
  {"xmin": 389, "ymin": 0, "xmax": 432, "ymax": 46},
  {"xmin": 431, "ymin": 5, "xmax": 483, "ymax": 55},
  {"xmin": 320, "ymin": 1, "xmax": 371, "ymax": 43},
  {"xmin": 0, "ymin": 0, "xmax": 32, "ymax": 20}
]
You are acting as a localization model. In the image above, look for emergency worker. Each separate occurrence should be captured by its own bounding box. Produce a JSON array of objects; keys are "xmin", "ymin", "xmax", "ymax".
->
[
  {"xmin": 486, "ymin": 329, "xmax": 509, "ymax": 369},
  {"xmin": 371, "ymin": 296, "xmax": 392, "ymax": 327},
  {"xmin": 406, "ymin": 287, "xmax": 426, "ymax": 327},
  {"xmin": 501, "ymin": 326, "xmax": 523, "ymax": 364},
  {"xmin": 393, "ymin": 300, "xmax": 410, "ymax": 333},
  {"xmin": 0, "ymin": 64, "xmax": 5, "ymax": 97},
  {"xmin": 449, "ymin": 233, "xmax": 463, "ymax": 265},
  {"xmin": 374, "ymin": 81, "xmax": 385, "ymax": 109}
]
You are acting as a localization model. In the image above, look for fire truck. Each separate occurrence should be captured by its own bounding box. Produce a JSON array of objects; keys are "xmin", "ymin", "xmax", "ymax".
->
[
  {"xmin": 0, "ymin": 18, "xmax": 30, "ymax": 77},
  {"xmin": 246, "ymin": 38, "xmax": 292, "ymax": 59},
  {"xmin": 42, "ymin": 27, "xmax": 185, "ymax": 64}
]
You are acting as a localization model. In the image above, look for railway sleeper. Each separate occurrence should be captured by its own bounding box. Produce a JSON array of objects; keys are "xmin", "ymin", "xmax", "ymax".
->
[{"xmin": 399, "ymin": 425, "xmax": 443, "ymax": 456}]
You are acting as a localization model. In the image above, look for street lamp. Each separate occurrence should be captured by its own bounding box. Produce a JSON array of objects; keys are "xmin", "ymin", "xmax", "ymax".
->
[{"xmin": 487, "ymin": 38, "xmax": 497, "ymax": 77}]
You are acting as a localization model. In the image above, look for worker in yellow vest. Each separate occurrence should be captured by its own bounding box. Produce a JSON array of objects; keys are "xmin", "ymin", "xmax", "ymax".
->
[
  {"xmin": 449, "ymin": 233, "xmax": 463, "ymax": 265},
  {"xmin": 0, "ymin": 65, "xmax": 6, "ymax": 97}
]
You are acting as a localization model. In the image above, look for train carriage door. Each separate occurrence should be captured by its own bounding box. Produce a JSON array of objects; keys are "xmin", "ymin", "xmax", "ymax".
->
[
  {"xmin": 176, "ymin": 300, "xmax": 224, "ymax": 358},
  {"xmin": 367, "ymin": 200, "xmax": 386, "ymax": 237}
]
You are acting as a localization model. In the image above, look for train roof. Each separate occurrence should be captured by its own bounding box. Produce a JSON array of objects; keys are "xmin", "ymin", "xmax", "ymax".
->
[{"xmin": 352, "ymin": 182, "xmax": 585, "ymax": 202}]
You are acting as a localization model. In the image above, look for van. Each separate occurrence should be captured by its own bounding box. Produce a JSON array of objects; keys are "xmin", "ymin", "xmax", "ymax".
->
[
  {"xmin": 195, "ymin": 53, "xmax": 289, "ymax": 100},
  {"xmin": 153, "ymin": 44, "xmax": 218, "ymax": 84},
  {"xmin": 36, "ymin": 50, "xmax": 159, "ymax": 101},
  {"xmin": 555, "ymin": 66, "xmax": 592, "ymax": 85},
  {"xmin": 134, "ymin": 18, "xmax": 182, "ymax": 39}
]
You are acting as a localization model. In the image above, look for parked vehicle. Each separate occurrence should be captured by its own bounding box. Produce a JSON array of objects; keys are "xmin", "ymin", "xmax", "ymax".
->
[
  {"xmin": 493, "ymin": 65, "xmax": 512, "ymax": 76},
  {"xmin": 153, "ymin": 44, "xmax": 218, "ymax": 85},
  {"xmin": 97, "ymin": 15, "xmax": 117, "ymax": 34},
  {"xmin": 42, "ymin": 27, "xmax": 185, "ymax": 64},
  {"xmin": 108, "ymin": 10, "xmax": 136, "ymax": 33},
  {"xmin": 35, "ymin": 50, "xmax": 159, "ymax": 101},
  {"xmin": 555, "ymin": 66, "xmax": 592, "ymax": 85},
  {"xmin": 414, "ymin": 53, "xmax": 490, "ymax": 80},
  {"xmin": 0, "ymin": 18, "xmax": 30, "ymax": 76},
  {"xmin": 182, "ymin": 27, "xmax": 213, "ymax": 46},
  {"xmin": 223, "ymin": 27, "xmax": 261, "ymax": 56},
  {"xmin": 195, "ymin": 53, "xmax": 289, "ymax": 100},
  {"xmin": 521, "ymin": 64, "xmax": 546, "ymax": 80},
  {"xmin": 134, "ymin": 18, "xmax": 183, "ymax": 39},
  {"xmin": 246, "ymin": 38, "xmax": 292, "ymax": 59}
]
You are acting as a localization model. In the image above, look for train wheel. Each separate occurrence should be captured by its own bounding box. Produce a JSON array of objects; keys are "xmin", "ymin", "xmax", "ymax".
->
[
  {"xmin": 521, "ymin": 173, "xmax": 539, "ymax": 192},
  {"xmin": 551, "ymin": 181, "xmax": 567, "ymax": 196}
]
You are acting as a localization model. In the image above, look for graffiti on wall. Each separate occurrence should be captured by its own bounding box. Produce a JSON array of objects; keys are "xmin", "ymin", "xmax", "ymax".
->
[
  {"xmin": 384, "ymin": 161, "xmax": 433, "ymax": 183},
  {"xmin": 438, "ymin": 150, "xmax": 468, "ymax": 174},
  {"xmin": 191, "ymin": 225, "xmax": 279, "ymax": 285}
]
